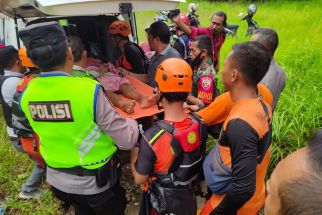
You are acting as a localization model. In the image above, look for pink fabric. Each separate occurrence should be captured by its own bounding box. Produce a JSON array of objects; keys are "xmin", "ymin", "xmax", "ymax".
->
[
  {"xmin": 140, "ymin": 42, "xmax": 151, "ymax": 53},
  {"xmin": 97, "ymin": 63, "xmax": 129, "ymax": 93},
  {"xmin": 180, "ymin": 13, "xmax": 190, "ymax": 25}
]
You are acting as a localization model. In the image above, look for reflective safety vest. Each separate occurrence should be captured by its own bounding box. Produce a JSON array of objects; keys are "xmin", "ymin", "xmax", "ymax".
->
[
  {"xmin": 149, "ymin": 113, "xmax": 208, "ymax": 187},
  {"xmin": 20, "ymin": 73, "xmax": 117, "ymax": 170}
]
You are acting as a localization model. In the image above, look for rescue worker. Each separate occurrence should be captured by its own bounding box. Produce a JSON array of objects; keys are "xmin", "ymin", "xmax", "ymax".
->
[
  {"xmin": 13, "ymin": 46, "xmax": 45, "ymax": 167},
  {"xmin": 185, "ymin": 35, "xmax": 219, "ymax": 111},
  {"xmin": 201, "ymin": 42, "xmax": 272, "ymax": 215},
  {"xmin": 131, "ymin": 58, "xmax": 207, "ymax": 215},
  {"xmin": 108, "ymin": 20, "xmax": 148, "ymax": 75},
  {"xmin": 0, "ymin": 45, "xmax": 44, "ymax": 200},
  {"xmin": 18, "ymin": 46, "xmax": 39, "ymax": 75},
  {"xmin": 18, "ymin": 22, "xmax": 139, "ymax": 215},
  {"xmin": 197, "ymin": 83, "xmax": 273, "ymax": 139}
]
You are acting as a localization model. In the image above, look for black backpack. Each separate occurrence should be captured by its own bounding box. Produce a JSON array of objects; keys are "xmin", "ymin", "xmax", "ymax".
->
[{"xmin": 131, "ymin": 42, "xmax": 150, "ymax": 74}]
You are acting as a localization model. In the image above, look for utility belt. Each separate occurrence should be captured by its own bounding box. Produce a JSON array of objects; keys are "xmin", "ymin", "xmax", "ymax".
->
[
  {"xmin": 154, "ymin": 173, "xmax": 199, "ymax": 190},
  {"xmin": 50, "ymin": 155, "xmax": 121, "ymax": 188},
  {"xmin": 141, "ymin": 177, "xmax": 197, "ymax": 215}
]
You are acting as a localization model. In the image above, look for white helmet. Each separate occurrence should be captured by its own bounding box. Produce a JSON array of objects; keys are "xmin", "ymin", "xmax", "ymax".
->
[
  {"xmin": 248, "ymin": 4, "xmax": 257, "ymax": 15},
  {"xmin": 188, "ymin": 3, "xmax": 198, "ymax": 13}
]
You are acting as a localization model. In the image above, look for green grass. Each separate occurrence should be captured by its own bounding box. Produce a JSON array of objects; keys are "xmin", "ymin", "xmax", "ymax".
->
[
  {"xmin": 1, "ymin": 1, "xmax": 322, "ymax": 213},
  {"xmin": 135, "ymin": 0, "xmax": 322, "ymax": 175}
]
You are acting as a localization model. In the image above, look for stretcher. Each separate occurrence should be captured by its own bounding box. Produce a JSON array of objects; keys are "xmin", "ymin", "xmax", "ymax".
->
[{"xmin": 115, "ymin": 75, "xmax": 162, "ymax": 119}]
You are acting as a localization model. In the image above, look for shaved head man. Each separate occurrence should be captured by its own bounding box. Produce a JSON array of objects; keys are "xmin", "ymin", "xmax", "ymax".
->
[{"xmin": 265, "ymin": 129, "xmax": 322, "ymax": 215}]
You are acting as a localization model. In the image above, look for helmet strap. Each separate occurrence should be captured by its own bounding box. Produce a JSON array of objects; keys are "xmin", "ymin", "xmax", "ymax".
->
[{"xmin": 157, "ymin": 93, "xmax": 164, "ymax": 110}]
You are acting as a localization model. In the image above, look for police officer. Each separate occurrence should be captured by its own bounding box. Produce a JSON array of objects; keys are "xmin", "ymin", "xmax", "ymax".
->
[{"xmin": 18, "ymin": 22, "xmax": 139, "ymax": 215}]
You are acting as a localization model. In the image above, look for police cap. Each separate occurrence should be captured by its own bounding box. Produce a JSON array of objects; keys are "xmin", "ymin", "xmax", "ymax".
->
[{"xmin": 18, "ymin": 21, "xmax": 67, "ymax": 51}]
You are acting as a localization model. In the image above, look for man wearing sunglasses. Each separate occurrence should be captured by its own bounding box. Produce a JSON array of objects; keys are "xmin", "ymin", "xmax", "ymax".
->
[{"xmin": 171, "ymin": 11, "xmax": 227, "ymax": 72}]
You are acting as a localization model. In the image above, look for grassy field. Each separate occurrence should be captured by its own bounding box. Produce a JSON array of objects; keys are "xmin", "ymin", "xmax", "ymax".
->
[{"xmin": 0, "ymin": 0, "xmax": 322, "ymax": 214}]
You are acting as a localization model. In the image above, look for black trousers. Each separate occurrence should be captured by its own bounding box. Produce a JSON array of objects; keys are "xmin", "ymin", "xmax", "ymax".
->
[{"xmin": 51, "ymin": 183, "xmax": 127, "ymax": 215}]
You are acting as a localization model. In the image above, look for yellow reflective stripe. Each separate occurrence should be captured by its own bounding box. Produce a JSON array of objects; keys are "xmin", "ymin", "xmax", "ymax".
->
[
  {"xmin": 149, "ymin": 129, "xmax": 165, "ymax": 145},
  {"xmin": 171, "ymin": 147, "xmax": 175, "ymax": 155}
]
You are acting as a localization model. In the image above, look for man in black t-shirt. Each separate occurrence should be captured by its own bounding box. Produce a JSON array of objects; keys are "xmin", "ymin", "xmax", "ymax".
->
[
  {"xmin": 108, "ymin": 20, "xmax": 147, "ymax": 75},
  {"xmin": 131, "ymin": 58, "xmax": 206, "ymax": 215}
]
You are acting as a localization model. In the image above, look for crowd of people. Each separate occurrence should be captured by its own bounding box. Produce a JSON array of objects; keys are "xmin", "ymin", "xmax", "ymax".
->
[{"xmin": 0, "ymin": 7, "xmax": 321, "ymax": 215}]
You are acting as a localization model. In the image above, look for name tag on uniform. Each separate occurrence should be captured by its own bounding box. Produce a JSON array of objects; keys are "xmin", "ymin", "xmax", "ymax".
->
[{"xmin": 28, "ymin": 101, "xmax": 74, "ymax": 122}]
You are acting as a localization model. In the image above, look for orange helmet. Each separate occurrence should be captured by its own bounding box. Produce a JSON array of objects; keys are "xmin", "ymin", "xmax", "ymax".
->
[
  {"xmin": 108, "ymin": 20, "xmax": 131, "ymax": 37},
  {"xmin": 18, "ymin": 46, "xmax": 35, "ymax": 68},
  {"xmin": 155, "ymin": 58, "xmax": 192, "ymax": 93}
]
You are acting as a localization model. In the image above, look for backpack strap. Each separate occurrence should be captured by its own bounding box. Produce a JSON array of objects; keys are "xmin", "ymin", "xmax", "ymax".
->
[
  {"xmin": 189, "ymin": 112, "xmax": 208, "ymax": 156},
  {"xmin": 155, "ymin": 120, "xmax": 174, "ymax": 134},
  {"xmin": 155, "ymin": 120, "xmax": 183, "ymax": 157},
  {"xmin": 259, "ymin": 99, "xmax": 271, "ymax": 124},
  {"xmin": 16, "ymin": 74, "xmax": 37, "ymax": 92},
  {"xmin": 257, "ymin": 99, "xmax": 272, "ymax": 163},
  {"xmin": 131, "ymin": 42, "xmax": 149, "ymax": 73}
]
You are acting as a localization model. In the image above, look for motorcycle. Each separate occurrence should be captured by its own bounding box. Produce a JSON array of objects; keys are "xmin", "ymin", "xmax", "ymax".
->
[
  {"xmin": 154, "ymin": 10, "xmax": 177, "ymax": 36},
  {"xmin": 225, "ymin": 24, "xmax": 239, "ymax": 37},
  {"xmin": 187, "ymin": 2, "xmax": 239, "ymax": 37},
  {"xmin": 187, "ymin": 3, "xmax": 200, "ymax": 28},
  {"xmin": 239, "ymin": 4, "xmax": 260, "ymax": 36}
]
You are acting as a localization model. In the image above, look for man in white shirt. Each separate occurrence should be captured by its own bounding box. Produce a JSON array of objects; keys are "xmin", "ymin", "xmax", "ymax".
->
[{"xmin": 0, "ymin": 46, "xmax": 45, "ymax": 200}]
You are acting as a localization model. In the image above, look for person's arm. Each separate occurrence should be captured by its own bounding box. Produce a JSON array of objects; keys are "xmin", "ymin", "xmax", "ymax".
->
[
  {"xmin": 187, "ymin": 94, "xmax": 204, "ymax": 110},
  {"xmin": 128, "ymin": 72, "xmax": 149, "ymax": 84},
  {"xmin": 171, "ymin": 14, "xmax": 192, "ymax": 35},
  {"xmin": 2, "ymin": 77, "xmax": 21, "ymax": 107},
  {"xmin": 211, "ymin": 119, "xmax": 258, "ymax": 215},
  {"xmin": 131, "ymin": 147, "xmax": 149, "ymax": 184},
  {"xmin": 95, "ymin": 88, "xmax": 139, "ymax": 150},
  {"xmin": 197, "ymin": 92, "xmax": 232, "ymax": 126},
  {"xmin": 117, "ymin": 67, "xmax": 150, "ymax": 84},
  {"xmin": 131, "ymin": 129, "xmax": 158, "ymax": 184}
]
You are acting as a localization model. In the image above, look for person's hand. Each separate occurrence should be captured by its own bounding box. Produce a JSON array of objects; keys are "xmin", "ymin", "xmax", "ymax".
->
[
  {"xmin": 183, "ymin": 102, "xmax": 190, "ymax": 109},
  {"xmin": 183, "ymin": 102, "xmax": 200, "ymax": 112},
  {"xmin": 116, "ymin": 67, "xmax": 129, "ymax": 77},
  {"xmin": 99, "ymin": 64, "xmax": 109, "ymax": 74},
  {"xmin": 171, "ymin": 13, "xmax": 181, "ymax": 24}
]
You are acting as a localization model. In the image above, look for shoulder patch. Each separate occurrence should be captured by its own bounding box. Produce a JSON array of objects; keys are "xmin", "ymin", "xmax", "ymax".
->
[{"xmin": 28, "ymin": 101, "xmax": 74, "ymax": 122}]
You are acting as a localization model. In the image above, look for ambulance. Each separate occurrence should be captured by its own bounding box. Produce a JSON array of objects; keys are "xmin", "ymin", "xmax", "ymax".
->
[{"xmin": 0, "ymin": 0, "xmax": 183, "ymax": 62}]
